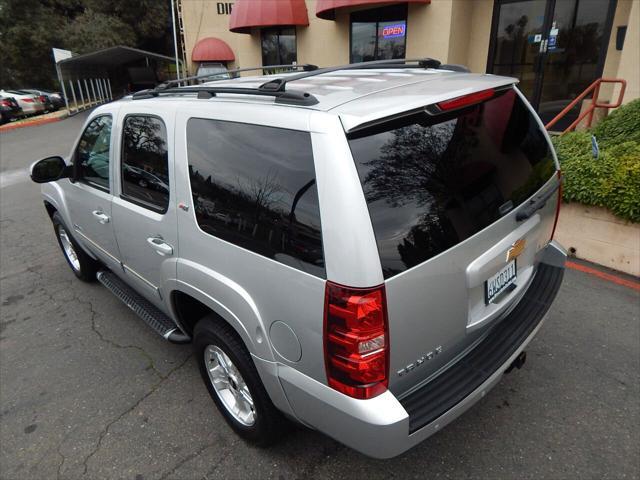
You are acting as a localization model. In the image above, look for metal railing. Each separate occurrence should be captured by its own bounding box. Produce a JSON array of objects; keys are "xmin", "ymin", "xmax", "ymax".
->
[
  {"xmin": 64, "ymin": 77, "xmax": 113, "ymax": 115},
  {"xmin": 545, "ymin": 78, "xmax": 627, "ymax": 134}
]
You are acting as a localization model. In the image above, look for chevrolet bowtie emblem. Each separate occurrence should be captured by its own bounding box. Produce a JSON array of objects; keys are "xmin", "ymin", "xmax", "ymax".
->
[{"xmin": 507, "ymin": 238, "xmax": 526, "ymax": 262}]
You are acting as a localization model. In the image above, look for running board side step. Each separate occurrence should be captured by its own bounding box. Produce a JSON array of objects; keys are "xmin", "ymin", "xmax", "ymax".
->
[{"xmin": 97, "ymin": 270, "xmax": 190, "ymax": 344}]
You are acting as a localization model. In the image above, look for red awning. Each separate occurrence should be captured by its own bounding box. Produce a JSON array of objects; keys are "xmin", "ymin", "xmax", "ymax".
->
[
  {"xmin": 192, "ymin": 37, "xmax": 235, "ymax": 62},
  {"xmin": 229, "ymin": 0, "xmax": 309, "ymax": 34},
  {"xmin": 316, "ymin": 0, "xmax": 430, "ymax": 20}
]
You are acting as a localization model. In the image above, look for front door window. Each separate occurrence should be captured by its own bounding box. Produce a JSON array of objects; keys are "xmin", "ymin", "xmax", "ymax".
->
[{"xmin": 76, "ymin": 115, "xmax": 112, "ymax": 191}]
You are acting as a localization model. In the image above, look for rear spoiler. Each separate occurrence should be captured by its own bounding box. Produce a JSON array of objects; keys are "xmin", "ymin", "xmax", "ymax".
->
[{"xmin": 339, "ymin": 75, "xmax": 518, "ymax": 134}]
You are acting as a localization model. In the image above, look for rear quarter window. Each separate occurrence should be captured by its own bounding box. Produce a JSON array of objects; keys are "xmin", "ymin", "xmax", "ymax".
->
[
  {"xmin": 348, "ymin": 88, "xmax": 556, "ymax": 278},
  {"xmin": 186, "ymin": 119, "xmax": 325, "ymax": 278}
]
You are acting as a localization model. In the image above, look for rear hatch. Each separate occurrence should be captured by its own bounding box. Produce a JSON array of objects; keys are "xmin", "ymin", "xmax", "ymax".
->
[{"xmin": 346, "ymin": 86, "xmax": 560, "ymax": 396}]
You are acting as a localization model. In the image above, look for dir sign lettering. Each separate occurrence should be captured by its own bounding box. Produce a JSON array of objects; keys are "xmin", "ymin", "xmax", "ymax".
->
[
  {"xmin": 381, "ymin": 23, "xmax": 406, "ymax": 39},
  {"xmin": 216, "ymin": 2, "xmax": 233, "ymax": 15}
]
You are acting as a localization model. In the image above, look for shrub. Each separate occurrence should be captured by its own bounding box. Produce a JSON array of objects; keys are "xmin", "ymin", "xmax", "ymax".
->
[
  {"xmin": 551, "ymin": 99, "xmax": 640, "ymax": 222},
  {"xmin": 553, "ymin": 131, "xmax": 640, "ymax": 222},
  {"xmin": 604, "ymin": 142, "xmax": 640, "ymax": 222},
  {"xmin": 552, "ymin": 130, "xmax": 592, "ymax": 162},
  {"xmin": 592, "ymin": 98, "xmax": 640, "ymax": 148}
]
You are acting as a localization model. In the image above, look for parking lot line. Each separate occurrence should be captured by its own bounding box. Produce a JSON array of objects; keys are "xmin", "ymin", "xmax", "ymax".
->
[{"xmin": 566, "ymin": 260, "xmax": 640, "ymax": 291}]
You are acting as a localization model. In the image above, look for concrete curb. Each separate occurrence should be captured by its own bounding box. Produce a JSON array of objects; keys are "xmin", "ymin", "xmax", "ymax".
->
[
  {"xmin": 0, "ymin": 112, "xmax": 69, "ymax": 132},
  {"xmin": 554, "ymin": 203, "xmax": 640, "ymax": 277}
]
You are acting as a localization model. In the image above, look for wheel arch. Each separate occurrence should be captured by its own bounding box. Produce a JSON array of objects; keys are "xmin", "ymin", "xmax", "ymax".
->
[
  {"xmin": 171, "ymin": 286, "xmax": 298, "ymax": 421},
  {"xmin": 43, "ymin": 199, "xmax": 57, "ymax": 218},
  {"xmin": 43, "ymin": 189, "xmax": 100, "ymax": 262},
  {"xmin": 169, "ymin": 284, "xmax": 274, "ymax": 361}
]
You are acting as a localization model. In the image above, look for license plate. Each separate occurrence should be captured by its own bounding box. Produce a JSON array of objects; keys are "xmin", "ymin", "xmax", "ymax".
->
[{"xmin": 485, "ymin": 260, "xmax": 517, "ymax": 304}]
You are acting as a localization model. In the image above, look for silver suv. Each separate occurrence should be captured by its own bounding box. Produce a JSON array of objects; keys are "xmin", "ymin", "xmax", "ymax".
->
[{"xmin": 31, "ymin": 59, "xmax": 566, "ymax": 458}]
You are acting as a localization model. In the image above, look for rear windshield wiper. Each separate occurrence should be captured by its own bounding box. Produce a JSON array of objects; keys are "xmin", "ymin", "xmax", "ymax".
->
[{"xmin": 516, "ymin": 181, "xmax": 560, "ymax": 221}]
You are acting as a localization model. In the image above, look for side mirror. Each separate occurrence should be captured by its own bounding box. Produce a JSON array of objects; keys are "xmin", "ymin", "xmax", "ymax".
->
[{"xmin": 30, "ymin": 156, "xmax": 70, "ymax": 184}]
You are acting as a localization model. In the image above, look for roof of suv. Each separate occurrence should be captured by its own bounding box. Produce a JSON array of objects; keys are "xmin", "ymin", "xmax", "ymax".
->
[{"xmin": 122, "ymin": 68, "xmax": 519, "ymax": 131}]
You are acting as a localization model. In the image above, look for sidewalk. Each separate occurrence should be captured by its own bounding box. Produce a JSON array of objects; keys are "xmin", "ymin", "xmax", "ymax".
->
[{"xmin": 0, "ymin": 109, "xmax": 69, "ymax": 132}]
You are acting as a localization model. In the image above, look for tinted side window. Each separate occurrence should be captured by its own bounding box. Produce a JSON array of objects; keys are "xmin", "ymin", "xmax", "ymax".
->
[
  {"xmin": 121, "ymin": 116, "xmax": 169, "ymax": 212},
  {"xmin": 77, "ymin": 115, "xmax": 112, "ymax": 190},
  {"xmin": 187, "ymin": 119, "xmax": 324, "ymax": 277}
]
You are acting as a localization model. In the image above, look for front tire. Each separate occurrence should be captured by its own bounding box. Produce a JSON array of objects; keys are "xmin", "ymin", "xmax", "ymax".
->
[
  {"xmin": 194, "ymin": 316, "xmax": 287, "ymax": 446},
  {"xmin": 52, "ymin": 212, "xmax": 99, "ymax": 282}
]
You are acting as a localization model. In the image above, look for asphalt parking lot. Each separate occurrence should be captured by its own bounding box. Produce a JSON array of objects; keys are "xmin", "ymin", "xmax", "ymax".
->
[{"xmin": 1, "ymin": 113, "xmax": 639, "ymax": 480}]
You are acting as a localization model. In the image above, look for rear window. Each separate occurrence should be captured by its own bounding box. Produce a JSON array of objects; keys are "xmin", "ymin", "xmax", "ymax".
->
[
  {"xmin": 348, "ymin": 88, "xmax": 555, "ymax": 278},
  {"xmin": 186, "ymin": 119, "xmax": 325, "ymax": 278}
]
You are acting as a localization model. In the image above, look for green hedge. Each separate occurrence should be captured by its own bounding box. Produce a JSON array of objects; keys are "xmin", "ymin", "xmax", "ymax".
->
[
  {"xmin": 592, "ymin": 98, "xmax": 640, "ymax": 148},
  {"xmin": 552, "ymin": 99, "xmax": 640, "ymax": 223}
]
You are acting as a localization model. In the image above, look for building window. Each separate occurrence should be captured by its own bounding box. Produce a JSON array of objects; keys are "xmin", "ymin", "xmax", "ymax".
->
[
  {"xmin": 261, "ymin": 28, "xmax": 297, "ymax": 66},
  {"xmin": 350, "ymin": 5, "xmax": 408, "ymax": 63}
]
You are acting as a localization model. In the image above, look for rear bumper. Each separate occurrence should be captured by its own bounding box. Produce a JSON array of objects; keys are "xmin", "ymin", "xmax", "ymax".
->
[
  {"xmin": 277, "ymin": 241, "xmax": 566, "ymax": 458},
  {"xmin": 20, "ymin": 104, "xmax": 37, "ymax": 115}
]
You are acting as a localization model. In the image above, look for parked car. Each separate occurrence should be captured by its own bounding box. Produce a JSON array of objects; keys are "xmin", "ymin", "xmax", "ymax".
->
[
  {"xmin": 195, "ymin": 62, "xmax": 231, "ymax": 83},
  {"xmin": 30, "ymin": 59, "xmax": 566, "ymax": 459},
  {"xmin": 0, "ymin": 95, "xmax": 22, "ymax": 124},
  {"xmin": 21, "ymin": 89, "xmax": 62, "ymax": 111},
  {"xmin": 33, "ymin": 92, "xmax": 55, "ymax": 112},
  {"xmin": 22, "ymin": 88, "xmax": 65, "ymax": 110},
  {"xmin": 0, "ymin": 90, "xmax": 45, "ymax": 116}
]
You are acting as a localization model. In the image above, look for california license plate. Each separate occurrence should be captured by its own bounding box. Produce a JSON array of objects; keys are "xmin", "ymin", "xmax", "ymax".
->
[{"xmin": 485, "ymin": 260, "xmax": 517, "ymax": 304}]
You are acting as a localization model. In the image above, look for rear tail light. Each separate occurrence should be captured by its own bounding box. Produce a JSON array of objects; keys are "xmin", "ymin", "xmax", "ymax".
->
[
  {"xmin": 38, "ymin": 95, "xmax": 46, "ymax": 103},
  {"xmin": 0, "ymin": 100, "xmax": 10, "ymax": 107},
  {"xmin": 437, "ymin": 88, "xmax": 495, "ymax": 111},
  {"xmin": 23, "ymin": 98, "xmax": 34, "ymax": 103},
  {"xmin": 550, "ymin": 170, "xmax": 563, "ymax": 240},
  {"xmin": 324, "ymin": 281, "xmax": 389, "ymax": 399}
]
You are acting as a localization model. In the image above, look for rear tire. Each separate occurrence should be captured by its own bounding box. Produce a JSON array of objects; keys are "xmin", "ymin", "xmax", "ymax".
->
[
  {"xmin": 194, "ymin": 316, "xmax": 287, "ymax": 446},
  {"xmin": 52, "ymin": 212, "xmax": 99, "ymax": 282}
]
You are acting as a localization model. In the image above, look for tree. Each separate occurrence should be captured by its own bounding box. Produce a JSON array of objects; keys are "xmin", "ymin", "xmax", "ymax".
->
[
  {"xmin": 0, "ymin": 0, "xmax": 172, "ymax": 89},
  {"xmin": 61, "ymin": 9, "xmax": 137, "ymax": 53}
]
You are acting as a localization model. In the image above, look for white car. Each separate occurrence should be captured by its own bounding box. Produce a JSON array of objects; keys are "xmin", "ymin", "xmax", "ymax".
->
[{"xmin": 0, "ymin": 90, "xmax": 45, "ymax": 116}]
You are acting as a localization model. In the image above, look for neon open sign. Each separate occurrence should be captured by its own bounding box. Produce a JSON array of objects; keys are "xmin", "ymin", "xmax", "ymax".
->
[{"xmin": 381, "ymin": 23, "xmax": 406, "ymax": 39}]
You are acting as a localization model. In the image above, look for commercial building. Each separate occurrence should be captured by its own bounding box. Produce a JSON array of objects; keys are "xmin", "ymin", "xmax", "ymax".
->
[{"xmin": 180, "ymin": 0, "xmax": 639, "ymax": 124}]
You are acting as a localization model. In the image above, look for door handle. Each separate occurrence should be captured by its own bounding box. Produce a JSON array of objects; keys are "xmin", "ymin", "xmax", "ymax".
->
[
  {"xmin": 146, "ymin": 237, "xmax": 173, "ymax": 256},
  {"xmin": 92, "ymin": 210, "xmax": 110, "ymax": 224}
]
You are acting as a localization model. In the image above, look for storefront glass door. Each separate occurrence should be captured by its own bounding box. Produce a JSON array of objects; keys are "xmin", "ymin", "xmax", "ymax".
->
[{"xmin": 488, "ymin": 0, "xmax": 616, "ymax": 127}]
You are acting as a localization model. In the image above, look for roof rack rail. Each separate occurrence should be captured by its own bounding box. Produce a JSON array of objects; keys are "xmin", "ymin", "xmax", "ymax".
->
[
  {"xmin": 259, "ymin": 57, "xmax": 442, "ymax": 92},
  {"xmin": 131, "ymin": 85, "xmax": 319, "ymax": 106},
  {"xmin": 156, "ymin": 63, "xmax": 318, "ymax": 90},
  {"xmin": 438, "ymin": 64, "xmax": 471, "ymax": 73},
  {"xmin": 131, "ymin": 58, "xmax": 449, "ymax": 106}
]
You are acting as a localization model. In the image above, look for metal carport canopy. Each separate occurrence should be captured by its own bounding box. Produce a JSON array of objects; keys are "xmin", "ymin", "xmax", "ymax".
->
[
  {"xmin": 56, "ymin": 46, "xmax": 180, "ymax": 114},
  {"xmin": 58, "ymin": 45, "xmax": 178, "ymax": 70}
]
